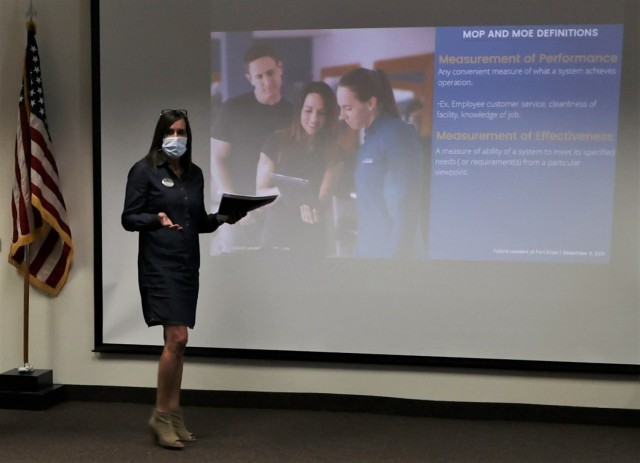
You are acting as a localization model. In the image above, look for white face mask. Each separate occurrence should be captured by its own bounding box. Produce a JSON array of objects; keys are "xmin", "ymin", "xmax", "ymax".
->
[{"xmin": 161, "ymin": 136, "xmax": 188, "ymax": 158}]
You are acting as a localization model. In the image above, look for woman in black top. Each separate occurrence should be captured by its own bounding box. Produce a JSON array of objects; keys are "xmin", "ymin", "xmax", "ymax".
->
[
  {"xmin": 122, "ymin": 109, "xmax": 242, "ymax": 449},
  {"xmin": 256, "ymin": 82, "xmax": 342, "ymax": 255}
]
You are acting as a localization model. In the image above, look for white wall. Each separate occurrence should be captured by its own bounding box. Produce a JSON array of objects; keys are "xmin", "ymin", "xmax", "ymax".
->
[{"xmin": 1, "ymin": 0, "xmax": 639, "ymax": 410}]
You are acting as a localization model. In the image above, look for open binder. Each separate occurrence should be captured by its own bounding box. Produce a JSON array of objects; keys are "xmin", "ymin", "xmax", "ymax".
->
[{"xmin": 217, "ymin": 193, "xmax": 278, "ymax": 216}]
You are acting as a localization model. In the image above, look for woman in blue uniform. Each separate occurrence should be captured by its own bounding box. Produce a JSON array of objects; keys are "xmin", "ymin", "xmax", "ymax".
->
[
  {"xmin": 122, "ymin": 109, "xmax": 242, "ymax": 449},
  {"xmin": 337, "ymin": 68, "xmax": 424, "ymax": 258}
]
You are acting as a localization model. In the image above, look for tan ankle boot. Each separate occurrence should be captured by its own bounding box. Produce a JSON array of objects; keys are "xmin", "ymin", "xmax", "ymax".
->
[
  {"xmin": 149, "ymin": 409, "xmax": 184, "ymax": 449},
  {"xmin": 171, "ymin": 407, "xmax": 197, "ymax": 442}
]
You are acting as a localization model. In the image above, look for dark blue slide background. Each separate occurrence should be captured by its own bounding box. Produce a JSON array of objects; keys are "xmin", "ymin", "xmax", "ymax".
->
[{"xmin": 428, "ymin": 24, "xmax": 623, "ymax": 263}]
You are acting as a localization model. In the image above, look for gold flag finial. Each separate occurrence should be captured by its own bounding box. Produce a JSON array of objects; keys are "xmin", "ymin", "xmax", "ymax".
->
[{"xmin": 26, "ymin": 0, "xmax": 37, "ymax": 31}]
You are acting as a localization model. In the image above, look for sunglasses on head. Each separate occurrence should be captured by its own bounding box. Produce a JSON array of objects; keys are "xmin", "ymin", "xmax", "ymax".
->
[{"xmin": 160, "ymin": 109, "xmax": 188, "ymax": 117}]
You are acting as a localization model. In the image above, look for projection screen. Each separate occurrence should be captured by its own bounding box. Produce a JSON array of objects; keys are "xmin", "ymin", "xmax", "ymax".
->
[{"xmin": 93, "ymin": 0, "xmax": 640, "ymax": 372}]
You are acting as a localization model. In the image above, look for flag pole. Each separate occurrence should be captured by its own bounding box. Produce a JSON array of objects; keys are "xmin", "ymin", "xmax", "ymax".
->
[
  {"xmin": 18, "ymin": 2, "xmax": 36, "ymax": 375},
  {"xmin": 19, "ymin": 245, "xmax": 33, "ymax": 374}
]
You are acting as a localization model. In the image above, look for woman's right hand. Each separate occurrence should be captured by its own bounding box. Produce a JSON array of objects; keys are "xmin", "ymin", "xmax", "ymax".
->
[{"xmin": 158, "ymin": 212, "xmax": 182, "ymax": 230}]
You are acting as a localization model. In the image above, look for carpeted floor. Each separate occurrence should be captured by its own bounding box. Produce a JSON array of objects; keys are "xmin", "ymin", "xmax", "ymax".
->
[{"xmin": 1, "ymin": 401, "xmax": 640, "ymax": 462}]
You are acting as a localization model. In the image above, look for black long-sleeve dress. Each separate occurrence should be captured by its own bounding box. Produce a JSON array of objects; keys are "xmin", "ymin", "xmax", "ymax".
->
[{"xmin": 122, "ymin": 156, "xmax": 220, "ymax": 328}]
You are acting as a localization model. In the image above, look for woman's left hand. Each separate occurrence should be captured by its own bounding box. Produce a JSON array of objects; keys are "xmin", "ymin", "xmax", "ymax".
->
[{"xmin": 217, "ymin": 211, "xmax": 247, "ymax": 225}]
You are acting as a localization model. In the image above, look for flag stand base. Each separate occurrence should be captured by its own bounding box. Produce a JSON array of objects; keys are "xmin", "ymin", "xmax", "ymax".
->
[{"xmin": 0, "ymin": 368, "xmax": 65, "ymax": 410}]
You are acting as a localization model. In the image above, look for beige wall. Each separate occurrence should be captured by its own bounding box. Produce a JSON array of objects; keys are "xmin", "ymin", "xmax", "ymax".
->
[{"xmin": 1, "ymin": 0, "xmax": 639, "ymax": 410}]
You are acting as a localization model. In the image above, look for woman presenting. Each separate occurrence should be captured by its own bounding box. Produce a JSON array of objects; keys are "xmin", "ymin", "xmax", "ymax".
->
[
  {"xmin": 122, "ymin": 109, "xmax": 242, "ymax": 449},
  {"xmin": 337, "ymin": 68, "xmax": 424, "ymax": 258}
]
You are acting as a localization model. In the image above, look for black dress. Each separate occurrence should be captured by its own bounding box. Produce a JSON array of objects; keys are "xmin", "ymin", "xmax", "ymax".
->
[{"xmin": 121, "ymin": 156, "xmax": 220, "ymax": 328}]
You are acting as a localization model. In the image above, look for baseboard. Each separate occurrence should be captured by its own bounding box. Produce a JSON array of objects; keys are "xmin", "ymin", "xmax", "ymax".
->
[{"xmin": 63, "ymin": 385, "xmax": 640, "ymax": 427}]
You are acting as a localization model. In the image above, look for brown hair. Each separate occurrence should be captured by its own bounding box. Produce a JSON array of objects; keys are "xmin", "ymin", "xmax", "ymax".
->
[
  {"xmin": 244, "ymin": 43, "xmax": 281, "ymax": 70},
  {"xmin": 338, "ymin": 67, "xmax": 399, "ymax": 118},
  {"xmin": 278, "ymin": 81, "xmax": 340, "ymax": 166}
]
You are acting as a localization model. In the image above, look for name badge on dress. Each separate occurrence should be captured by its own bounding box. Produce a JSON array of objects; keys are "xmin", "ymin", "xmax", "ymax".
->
[{"xmin": 162, "ymin": 178, "xmax": 174, "ymax": 187}]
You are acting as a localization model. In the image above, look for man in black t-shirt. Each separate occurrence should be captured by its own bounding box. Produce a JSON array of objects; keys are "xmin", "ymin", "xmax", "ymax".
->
[{"xmin": 210, "ymin": 43, "xmax": 293, "ymax": 253}]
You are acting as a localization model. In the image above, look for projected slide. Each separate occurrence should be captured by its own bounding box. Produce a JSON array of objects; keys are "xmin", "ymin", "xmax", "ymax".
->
[
  {"xmin": 208, "ymin": 25, "xmax": 623, "ymax": 262},
  {"xmin": 428, "ymin": 25, "xmax": 623, "ymax": 263}
]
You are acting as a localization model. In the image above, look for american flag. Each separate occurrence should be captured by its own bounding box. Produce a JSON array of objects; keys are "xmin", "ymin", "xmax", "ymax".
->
[{"xmin": 8, "ymin": 22, "xmax": 73, "ymax": 296}]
